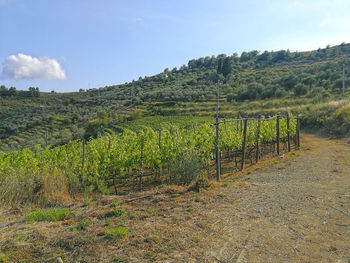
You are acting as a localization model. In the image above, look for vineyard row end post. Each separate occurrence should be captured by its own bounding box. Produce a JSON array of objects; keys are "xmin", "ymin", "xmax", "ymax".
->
[
  {"xmin": 287, "ymin": 116, "xmax": 291, "ymax": 152},
  {"xmin": 139, "ymin": 141, "xmax": 144, "ymax": 190},
  {"xmin": 255, "ymin": 119, "xmax": 261, "ymax": 163},
  {"xmin": 216, "ymin": 120, "xmax": 221, "ymax": 181},
  {"xmin": 297, "ymin": 117, "xmax": 301, "ymax": 149},
  {"xmin": 82, "ymin": 139, "xmax": 85, "ymax": 170},
  {"xmin": 276, "ymin": 115, "xmax": 280, "ymax": 156},
  {"xmin": 241, "ymin": 119, "xmax": 248, "ymax": 171}
]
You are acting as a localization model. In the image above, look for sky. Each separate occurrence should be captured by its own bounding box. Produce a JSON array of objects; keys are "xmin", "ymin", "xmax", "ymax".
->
[{"xmin": 0, "ymin": 0, "xmax": 349, "ymax": 92}]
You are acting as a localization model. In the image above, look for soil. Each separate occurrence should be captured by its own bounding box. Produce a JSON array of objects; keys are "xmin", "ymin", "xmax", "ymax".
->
[{"xmin": 0, "ymin": 134, "xmax": 349, "ymax": 262}]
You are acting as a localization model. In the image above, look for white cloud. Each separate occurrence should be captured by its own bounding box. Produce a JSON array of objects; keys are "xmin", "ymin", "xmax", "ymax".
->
[{"xmin": 1, "ymin": 53, "xmax": 66, "ymax": 80}]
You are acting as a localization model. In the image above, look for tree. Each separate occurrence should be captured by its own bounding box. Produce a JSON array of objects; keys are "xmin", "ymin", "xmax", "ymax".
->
[
  {"xmin": 221, "ymin": 57, "xmax": 232, "ymax": 78},
  {"xmin": 28, "ymin": 87, "xmax": 40, "ymax": 97},
  {"xmin": 0, "ymin": 85, "xmax": 7, "ymax": 96},
  {"xmin": 8, "ymin": 87, "xmax": 17, "ymax": 96},
  {"xmin": 84, "ymin": 118, "xmax": 109, "ymax": 140}
]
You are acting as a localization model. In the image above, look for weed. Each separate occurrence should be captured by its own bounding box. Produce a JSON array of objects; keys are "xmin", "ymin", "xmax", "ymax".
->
[
  {"xmin": 25, "ymin": 208, "xmax": 72, "ymax": 222},
  {"xmin": 111, "ymin": 199, "xmax": 121, "ymax": 208},
  {"xmin": 171, "ymin": 215, "xmax": 180, "ymax": 222},
  {"xmin": 290, "ymin": 152, "xmax": 298, "ymax": 157},
  {"xmin": 129, "ymin": 213, "xmax": 137, "ymax": 219},
  {"xmin": 223, "ymin": 181, "xmax": 230, "ymax": 187},
  {"xmin": 0, "ymin": 253, "xmax": 8, "ymax": 263},
  {"xmin": 113, "ymin": 256, "xmax": 126, "ymax": 263},
  {"xmin": 83, "ymin": 196, "xmax": 91, "ymax": 206},
  {"xmin": 104, "ymin": 219, "xmax": 112, "ymax": 226},
  {"xmin": 13, "ymin": 232, "xmax": 25, "ymax": 241},
  {"xmin": 104, "ymin": 208, "xmax": 125, "ymax": 218},
  {"xmin": 247, "ymin": 170, "xmax": 252, "ymax": 174},
  {"xmin": 269, "ymin": 160, "xmax": 279, "ymax": 165},
  {"xmin": 187, "ymin": 206, "xmax": 194, "ymax": 212},
  {"xmin": 105, "ymin": 226, "xmax": 129, "ymax": 239},
  {"xmin": 145, "ymin": 209, "xmax": 155, "ymax": 216},
  {"xmin": 157, "ymin": 184, "xmax": 166, "ymax": 189},
  {"xmin": 144, "ymin": 236, "xmax": 157, "ymax": 243},
  {"xmin": 74, "ymin": 220, "xmax": 90, "ymax": 231}
]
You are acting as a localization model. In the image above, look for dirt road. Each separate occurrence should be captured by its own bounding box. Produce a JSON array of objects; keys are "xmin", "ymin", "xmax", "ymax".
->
[{"xmin": 171, "ymin": 134, "xmax": 350, "ymax": 262}]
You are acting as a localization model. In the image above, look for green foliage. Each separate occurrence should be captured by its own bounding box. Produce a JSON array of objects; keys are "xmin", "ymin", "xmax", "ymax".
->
[
  {"xmin": 167, "ymin": 149, "xmax": 205, "ymax": 185},
  {"xmin": 84, "ymin": 118, "xmax": 109, "ymax": 140},
  {"xmin": 105, "ymin": 226, "xmax": 129, "ymax": 239},
  {"xmin": 0, "ymin": 118, "xmax": 297, "ymax": 203},
  {"xmin": 0, "ymin": 252, "xmax": 9, "ymax": 263},
  {"xmin": 145, "ymin": 209, "xmax": 155, "ymax": 216},
  {"xmin": 73, "ymin": 220, "xmax": 90, "ymax": 231},
  {"xmin": 25, "ymin": 208, "xmax": 72, "ymax": 222},
  {"xmin": 105, "ymin": 208, "xmax": 125, "ymax": 218}
]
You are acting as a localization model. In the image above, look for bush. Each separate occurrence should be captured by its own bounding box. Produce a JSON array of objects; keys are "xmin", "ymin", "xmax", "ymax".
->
[
  {"xmin": 0, "ymin": 168, "xmax": 72, "ymax": 206},
  {"xmin": 167, "ymin": 150, "xmax": 205, "ymax": 185}
]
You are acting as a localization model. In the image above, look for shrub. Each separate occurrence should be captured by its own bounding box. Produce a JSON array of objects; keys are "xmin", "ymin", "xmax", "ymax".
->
[
  {"xmin": 167, "ymin": 149, "xmax": 205, "ymax": 185},
  {"xmin": 0, "ymin": 167, "xmax": 71, "ymax": 206}
]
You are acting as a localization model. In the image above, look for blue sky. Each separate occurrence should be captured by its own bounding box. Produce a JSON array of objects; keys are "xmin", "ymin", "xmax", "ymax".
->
[{"xmin": 0, "ymin": 0, "xmax": 349, "ymax": 92}]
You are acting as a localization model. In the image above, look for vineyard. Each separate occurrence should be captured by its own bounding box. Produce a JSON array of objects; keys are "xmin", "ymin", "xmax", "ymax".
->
[{"xmin": 0, "ymin": 115, "xmax": 298, "ymax": 205}]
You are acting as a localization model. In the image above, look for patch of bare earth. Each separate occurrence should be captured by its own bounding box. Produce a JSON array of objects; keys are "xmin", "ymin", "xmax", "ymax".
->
[{"xmin": 0, "ymin": 134, "xmax": 349, "ymax": 262}]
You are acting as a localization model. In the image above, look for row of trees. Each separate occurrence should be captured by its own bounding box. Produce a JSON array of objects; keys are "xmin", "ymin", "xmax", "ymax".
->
[{"xmin": 0, "ymin": 85, "xmax": 40, "ymax": 97}]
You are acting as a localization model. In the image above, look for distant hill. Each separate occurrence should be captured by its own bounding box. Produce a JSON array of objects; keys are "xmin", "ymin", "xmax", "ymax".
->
[{"xmin": 0, "ymin": 43, "xmax": 349, "ymax": 151}]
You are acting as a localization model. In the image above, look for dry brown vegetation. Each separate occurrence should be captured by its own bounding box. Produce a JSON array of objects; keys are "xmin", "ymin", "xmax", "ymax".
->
[{"xmin": 0, "ymin": 134, "xmax": 349, "ymax": 262}]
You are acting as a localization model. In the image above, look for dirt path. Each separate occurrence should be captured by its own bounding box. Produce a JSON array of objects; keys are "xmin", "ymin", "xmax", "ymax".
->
[
  {"xmin": 0, "ymin": 134, "xmax": 349, "ymax": 262},
  {"xmin": 169, "ymin": 134, "xmax": 350, "ymax": 262}
]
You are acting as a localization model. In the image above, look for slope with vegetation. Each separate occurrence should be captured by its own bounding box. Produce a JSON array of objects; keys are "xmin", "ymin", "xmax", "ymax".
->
[{"xmin": 0, "ymin": 43, "xmax": 350, "ymax": 152}]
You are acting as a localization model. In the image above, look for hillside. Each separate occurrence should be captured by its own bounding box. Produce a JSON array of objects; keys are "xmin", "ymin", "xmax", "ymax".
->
[{"xmin": 1, "ymin": 43, "xmax": 350, "ymax": 151}]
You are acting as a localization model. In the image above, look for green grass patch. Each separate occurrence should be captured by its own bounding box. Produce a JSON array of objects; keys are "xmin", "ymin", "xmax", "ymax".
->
[
  {"xmin": 104, "ymin": 208, "xmax": 125, "ymax": 218},
  {"xmin": 25, "ymin": 208, "xmax": 72, "ymax": 222},
  {"xmin": 105, "ymin": 226, "xmax": 129, "ymax": 239},
  {"xmin": 73, "ymin": 220, "xmax": 90, "ymax": 231}
]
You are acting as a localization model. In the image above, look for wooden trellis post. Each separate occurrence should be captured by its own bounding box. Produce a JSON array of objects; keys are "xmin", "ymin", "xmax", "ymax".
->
[
  {"xmin": 215, "ymin": 121, "xmax": 221, "ymax": 181},
  {"xmin": 255, "ymin": 119, "xmax": 261, "ymax": 163},
  {"xmin": 297, "ymin": 117, "xmax": 301, "ymax": 149},
  {"xmin": 241, "ymin": 119, "xmax": 248, "ymax": 170},
  {"xmin": 139, "ymin": 141, "xmax": 144, "ymax": 190},
  {"xmin": 276, "ymin": 115, "xmax": 280, "ymax": 155},
  {"xmin": 82, "ymin": 139, "xmax": 85, "ymax": 170},
  {"xmin": 287, "ymin": 116, "xmax": 291, "ymax": 152}
]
